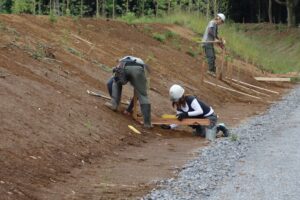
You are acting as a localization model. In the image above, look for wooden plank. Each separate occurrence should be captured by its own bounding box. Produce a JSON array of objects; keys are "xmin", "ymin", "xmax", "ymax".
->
[
  {"xmin": 139, "ymin": 117, "xmax": 210, "ymax": 126},
  {"xmin": 254, "ymin": 77, "xmax": 291, "ymax": 82},
  {"xmin": 161, "ymin": 114, "xmax": 177, "ymax": 119},
  {"xmin": 228, "ymin": 78, "xmax": 279, "ymax": 95},
  {"xmin": 223, "ymin": 79, "xmax": 271, "ymax": 97},
  {"xmin": 71, "ymin": 33, "xmax": 93, "ymax": 45},
  {"xmin": 204, "ymin": 80, "xmax": 262, "ymax": 100},
  {"xmin": 197, "ymin": 41, "xmax": 223, "ymax": 44}
]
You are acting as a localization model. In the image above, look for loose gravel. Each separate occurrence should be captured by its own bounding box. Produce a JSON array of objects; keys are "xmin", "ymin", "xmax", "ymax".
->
[{"xmin": 143, "ymin": 85, "xmax": 300, "ymax": 200}]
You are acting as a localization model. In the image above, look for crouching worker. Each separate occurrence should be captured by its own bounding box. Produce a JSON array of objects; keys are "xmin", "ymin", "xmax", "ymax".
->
[
  {"xmin": 161, "ymin": 84, "xmax": 229, "ymax": 137},
  {"xmin": 105, "ymin": 56, "xmax": 152, "ymax": 128}
]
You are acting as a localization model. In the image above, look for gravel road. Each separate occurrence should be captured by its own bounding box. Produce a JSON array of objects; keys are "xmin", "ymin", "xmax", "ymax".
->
[{"xmin": 144, "ymin": 85, "xmax": 300, "ymax": 200}]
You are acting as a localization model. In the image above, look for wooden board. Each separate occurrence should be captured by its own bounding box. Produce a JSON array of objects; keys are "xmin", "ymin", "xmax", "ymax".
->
[
  {"xmin": 254, "ymin": 77, "xmax": 291, "ymax": 82},
  {"xmin": 139, "ymin": 117, "xmax": 210, "ymax": 126}
]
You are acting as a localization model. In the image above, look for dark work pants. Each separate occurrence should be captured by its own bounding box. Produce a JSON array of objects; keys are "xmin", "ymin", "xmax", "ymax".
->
[
  {"xmin": 203, "ymin": 44, "xmax": 216, "ymax": 73},
  {"xmin": 106, "ymin": 77, "xmax": 134, "ymax": 112}
]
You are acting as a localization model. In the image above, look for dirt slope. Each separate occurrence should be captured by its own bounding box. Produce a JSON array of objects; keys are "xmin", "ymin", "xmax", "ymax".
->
[{"xmin": 0, "ymin": 14, "xmax": 290, "ymax": 199}]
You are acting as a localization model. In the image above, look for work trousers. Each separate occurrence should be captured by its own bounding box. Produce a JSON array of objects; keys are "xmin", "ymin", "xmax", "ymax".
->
[
  {"xmin": 203, "ymin": 44, "xmax": 216, "ymax": 73},
  {"xmin": 111, "ymin": 65, "xmax": 150, "ymax": 107}
]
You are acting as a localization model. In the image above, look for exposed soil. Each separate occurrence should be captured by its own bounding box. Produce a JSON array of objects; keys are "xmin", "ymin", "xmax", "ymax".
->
[{"xmin": 0, "ymin": 14, "xmax": 291, "ymax": 200}]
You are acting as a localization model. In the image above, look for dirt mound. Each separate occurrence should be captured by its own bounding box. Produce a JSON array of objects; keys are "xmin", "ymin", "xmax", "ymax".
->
[{"xmin": 0, "ymin": 14, "xmax": 290, "ymax": 199}]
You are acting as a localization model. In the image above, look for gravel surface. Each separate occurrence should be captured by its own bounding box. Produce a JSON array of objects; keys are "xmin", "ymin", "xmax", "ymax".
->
[{"xmin": 144, "ymin": 85, "xmax": 300, "ymax": 200}]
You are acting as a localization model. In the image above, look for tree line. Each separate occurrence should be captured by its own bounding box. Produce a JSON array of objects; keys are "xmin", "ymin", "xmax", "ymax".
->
[{"xmin": 0, "ymin": 0, "xmax": 299, "ymax": 27}]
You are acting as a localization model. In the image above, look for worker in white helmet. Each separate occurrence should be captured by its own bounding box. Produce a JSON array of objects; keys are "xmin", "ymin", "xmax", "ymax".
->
[
  {"xmin": 161, "ymin": 84, "xmax": 229, "ymax": 137},
  {"xmin": 202, "ymin": 13, "xmax": 226, "ymax": 75}
]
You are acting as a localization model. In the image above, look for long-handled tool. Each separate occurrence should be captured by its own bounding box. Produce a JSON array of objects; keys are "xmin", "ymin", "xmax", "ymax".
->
[{"xmin": 86, "ymin": 90, "xmax": 130, "ymax": 105}]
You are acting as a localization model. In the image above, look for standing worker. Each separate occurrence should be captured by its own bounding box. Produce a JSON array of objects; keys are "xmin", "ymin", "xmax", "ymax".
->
[
  {"xmin": 161, "ymin": 84, "xmax": 229, "ymax": 138},
  {"xmin": 202, "ymin": 13, "xmax": 226, "ymax": 75},
  {"xmin": 105, "ymin": 56, "xmax": 152, "ymax": 128}
]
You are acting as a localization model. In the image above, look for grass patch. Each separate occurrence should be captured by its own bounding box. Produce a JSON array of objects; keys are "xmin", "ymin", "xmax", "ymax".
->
[
  {"xmin": 230, "ymin": 134, "xmax": 239, "ymax": 142},
  {"xmin": 152, "ymin": 32, "xmax": 166, "ymax": 42},
  {"xmin": 152, "ymin": 30, "xmax": 177, "ymax": 43},
  {"xmin": 67, "ymin": 47, "xmax": 82, "ymax": 57},
  {"xmin": 186, "ymin": 46, "xmax": 200, "ymax": 57}
]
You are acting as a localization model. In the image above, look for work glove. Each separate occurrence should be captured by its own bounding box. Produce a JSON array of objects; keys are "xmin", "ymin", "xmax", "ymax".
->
[
  {"xmin": 218, "ymin": 42, "xmax": 225, "ymax": 49},
  {"xmin": 176, "ymin": 112, "xmax": 189, "ymax": 121},
  {"xmin": 160, "ymin": 125, "xmax": 171, "ymax": 129}
]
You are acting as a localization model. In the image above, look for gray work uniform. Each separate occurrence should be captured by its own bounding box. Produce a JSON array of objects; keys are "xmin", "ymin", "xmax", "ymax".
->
[
  {"xmin": 112, "ymin": 64, "xmax": 149, "ymax": 106},
  {"xmin": 110, "ymin": 56, "xmax": 151, "ymax": 127},
  {"xmin": 202, "ymin": 20, "xmax": 218, "ymax": 73}
]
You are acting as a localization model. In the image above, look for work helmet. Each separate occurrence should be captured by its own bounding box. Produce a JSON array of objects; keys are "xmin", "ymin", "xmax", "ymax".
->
[
  {"xmin": 119, "ymin": 56, "xmax": 144, "ymax": 65},
  {"xmin": 217, "ymin": 13, "xmax": 226, "ymax": 22},
  {"xmin": 169, "ymin": 84, "xmax": 185, "ymax": 102}
]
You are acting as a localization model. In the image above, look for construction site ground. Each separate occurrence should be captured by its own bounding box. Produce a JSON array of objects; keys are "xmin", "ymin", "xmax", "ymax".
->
[{"xmin": 0, "ymin": 14, "xmax": 292, "ymax": 199}]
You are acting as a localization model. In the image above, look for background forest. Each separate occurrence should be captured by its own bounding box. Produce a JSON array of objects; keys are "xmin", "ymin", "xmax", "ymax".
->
[{"xmin": 0, "ymin": 0, "xmax": 300, "ymax": 27}]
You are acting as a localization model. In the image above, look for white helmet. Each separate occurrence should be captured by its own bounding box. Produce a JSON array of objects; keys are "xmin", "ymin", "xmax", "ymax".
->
[
  {"xmin": 217, "ymin": 13, "xmax": 226, "ymax": 22},
  {"xmin": 169, "ymin": 84, "xmax": 185, "ymax": 102},
  {"xmin": 119, "ymin": 56, "xmax": 144, "ymax": 65}
]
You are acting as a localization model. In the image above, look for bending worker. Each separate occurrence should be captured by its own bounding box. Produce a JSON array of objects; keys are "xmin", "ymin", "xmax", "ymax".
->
[
  {"xmin": 105, "ymin": 56, "xmax": 152, "ymax": 128},
  {"xmin": 202, "ymin": 13, "xmax": 226, "ymax": 74},
  {"xmin": 161, "ymin": 84, "xmax": 229, "ymax": 137}
]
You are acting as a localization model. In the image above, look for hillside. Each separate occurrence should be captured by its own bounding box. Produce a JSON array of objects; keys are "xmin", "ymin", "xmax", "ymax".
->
[{"xmin": 0, "ymin": 14, "xmax": 292, "ymax": 199}]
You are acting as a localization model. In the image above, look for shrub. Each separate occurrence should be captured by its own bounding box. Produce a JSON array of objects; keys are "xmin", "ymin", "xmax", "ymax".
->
[
  {"xmin": 121, "ymin": 12, "xmax": 136, "ymax": 24},
  {"xmin": 164, "ymin": 30, "xmax": 176, "ymax": 39},
  {"xmin": 153, "ymin": 32, "xmax": 166, "ymax": 42},
  {"xmin": 12, "ymin": 0, "xmax": 32, "ymax": 14}
]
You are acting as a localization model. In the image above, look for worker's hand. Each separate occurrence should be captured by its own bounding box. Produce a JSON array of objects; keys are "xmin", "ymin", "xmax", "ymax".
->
[
  {"xmin": 218, "ymin": 41, "xmax": 225, "ymax": 49},
  {"xmin": 160, "ymin": 125, "xmax": 171, "ymax": 129},
  {"xmin": 176, "ymin": 112, "xmax": 189, "ymax": 121}
]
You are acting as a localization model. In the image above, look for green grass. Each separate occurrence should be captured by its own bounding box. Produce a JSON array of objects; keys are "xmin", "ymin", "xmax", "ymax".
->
[
  {"xmin": 152, "ymin": 32, "xmax": 166, "ymax": 42},
  {"xmin": 220, "ymin": 24, "xmax": 300, "ymax": 73},
  {"xmin": 119, "ymin": 12, "xmax": 300, "ymax": 74}
]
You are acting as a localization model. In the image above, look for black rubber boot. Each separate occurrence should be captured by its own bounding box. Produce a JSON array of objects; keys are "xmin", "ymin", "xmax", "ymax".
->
[
  {"xmin": 141, "ymin": 104, "xmax": 152, "ymax": 129},
  {"xmin": 217, "ymin": 123, "xmax": 229, "ymax": 137},
  {"xmin": 192, "ymin": 126, "xmax": 206, "ymax": 137}
]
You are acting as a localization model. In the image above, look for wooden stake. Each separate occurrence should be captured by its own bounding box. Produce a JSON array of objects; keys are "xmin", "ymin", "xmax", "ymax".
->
[{"xmin": 217, "ymin": 48, "xmax": 225, "ymax": 80}]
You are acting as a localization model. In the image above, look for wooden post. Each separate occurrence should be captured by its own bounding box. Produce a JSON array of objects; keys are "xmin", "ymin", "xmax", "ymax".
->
[
  {"xmin": 132, "ymin": 90, "xmax": 138, "ymax": 120},
  {"xmin": 217, "ymin": 49, "xmax": 225, "ymax": 80}
]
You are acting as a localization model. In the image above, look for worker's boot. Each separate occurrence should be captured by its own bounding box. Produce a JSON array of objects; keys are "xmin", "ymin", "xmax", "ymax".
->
[
  {"xmin": 104, "ymin": 101, "xmax": 118, "ymax": 111},
  {"xmin": 141, "ymin": 104, "xmax": 152, "ymax": 129},
  {"xmin": 192, "ymin": 126, "xmax": 206, "ymax": 137},
  {"xmin": 217, "ymin": 123, "xmax": 229, "ymax": 137}
]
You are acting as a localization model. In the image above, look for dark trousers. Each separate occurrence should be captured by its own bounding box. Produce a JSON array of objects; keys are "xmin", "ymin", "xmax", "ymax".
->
[
  {"xmin": 203, "ymin": 44, "xmax": 216, "ymax": 73},
  {"xmin": 106, "ymin": 77, "xmax": 134, "ymax": 112}
]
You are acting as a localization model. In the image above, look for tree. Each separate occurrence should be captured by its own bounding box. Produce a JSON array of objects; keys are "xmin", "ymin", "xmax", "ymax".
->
[
  {"xmin": 268, "ymin": 0, "xmax": 272, "ymax": 23},
  {"xmin": 96, "ymin": 0, "xmax": 100, "ymax": 17},
  {"xmin": 274, "ymin": 0, "xmax": 300, "ymax": 27}
]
